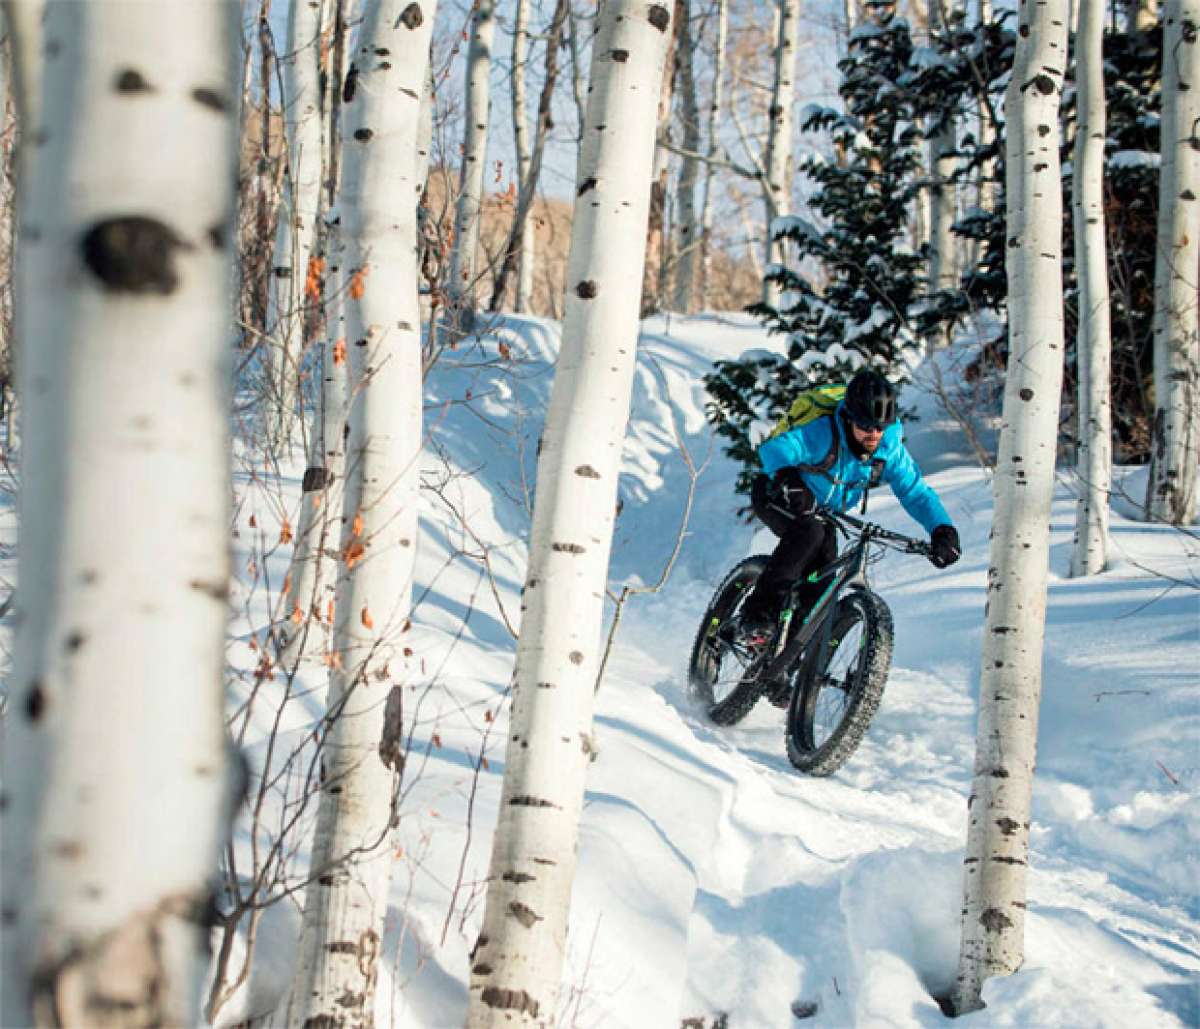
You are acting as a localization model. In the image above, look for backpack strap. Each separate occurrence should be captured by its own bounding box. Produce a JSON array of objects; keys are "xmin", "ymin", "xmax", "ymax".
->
[{"xmin": 787, "ymin": 415, "xmax": 839, "ymax": 479}]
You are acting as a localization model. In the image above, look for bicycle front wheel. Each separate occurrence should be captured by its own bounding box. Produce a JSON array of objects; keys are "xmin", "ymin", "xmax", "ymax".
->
[{"xmin": 785, "ymin": 588, "xmax": 893, "ymax": 776}]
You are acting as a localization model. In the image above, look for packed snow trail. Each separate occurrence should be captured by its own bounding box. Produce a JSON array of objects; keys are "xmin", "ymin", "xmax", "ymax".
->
[{"xmin": 210, "ymin": 313, "xmax": 1198, "ymax": 1027}]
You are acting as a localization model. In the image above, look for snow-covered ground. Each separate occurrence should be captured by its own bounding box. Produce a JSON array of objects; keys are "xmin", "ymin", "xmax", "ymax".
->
[{"xmin": 8, "ymin": 312, "xmax": 1195, "ymax": 1026}]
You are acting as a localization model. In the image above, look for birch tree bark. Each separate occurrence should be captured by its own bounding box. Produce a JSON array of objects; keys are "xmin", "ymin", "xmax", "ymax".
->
[
  {"xmin": 952, "ymin": 0, "xmax": 1068, "ymax": 1012},
  {"xmin": 448, "ymin": 0, "xmax": 495, "ymax": 330},
  {"xmin": 465, "ymin": 0, "xmax": 672, "ymax": 1022},
  {"xmin": 696, "ymin": 0, "xmax": 726, "ymax": 310},
  {"xmin": 511, "ymin": 0, "xmax": 534, "ymax": 313},
  {"xmin": 672, "ymin": 0, "xmax": 702, "ymax": 313},
  {"xmin": 1070, "ymin": 0, "xmax": 1112, "ymax": 577},
  {"xmin": 266, "ymin": 0, "xmax": 326, "ymax": 451},
  {"xmin": 762, "ymin": 0, "xmax": 799, "ymax": 306},
  {"xmin": 489, "ymin": 0, "xmax": 569, "ymax": 314},
  {"xmin": 0, "ymin": 2, "xmax": 238, "ymax": 1024},
  {"xmin": 282, "ymin": 0, "xmax": 433, "ymax": 1023},
  {"xmin": 277, "ymin": 0, "xmax": 348, "ymax": 664},
  {"xmin": 1146, "ymin": 0, "xmax": 1200, "ymax": 525},
  {"xmin": 640, "ymin": 0, "xmax": 682, "ymax": 317}
]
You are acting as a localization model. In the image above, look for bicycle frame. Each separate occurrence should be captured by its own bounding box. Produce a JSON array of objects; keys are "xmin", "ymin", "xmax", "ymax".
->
[{"xmin": 755, "ymin": 511, "xmax": 928, "ymax": 690}]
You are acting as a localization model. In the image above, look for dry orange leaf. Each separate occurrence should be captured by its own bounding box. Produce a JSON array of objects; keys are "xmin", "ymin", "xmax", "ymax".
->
[
  {"xmin": 290, "ymin": 603, "xmax": 304, "ymax": 625},
  {"xmin": 498, "ymin": 341, "xmax": 512, "ymax": 360},
  {"xmin": 361, "ymin": 606, "xmax": 374, "ymax": 629},
  {"xmin": 249, "ymin": 514, "xmax": 258, "ymax": 528},
  {"xmin": 279, "ymin": 519, "xmax": 294, "ymax": 544},
  {"xmin": 344, "ymin": 539, "xmax": 366, "ymax": 568},
  {"xmin": 326, "ymin": 599, "xmax": 335, "ymax": 624},
  {"xmin": 305, "ymin": 256, "xmax": 326, "ymax": 301},
  {"xmin": 349, "ymin": 266, "xmax": 368, "ymax": 300},
  {"xmin": 333, "ymin": 338, "xmax": 347, "ymax": 366},
  {"xmin": 481, "ymin": 757, "xmax": 489, "ymax": 770},
  {"xmin": 432, "ymin": 733, "xmax": 442, "ymax": 748},
  {"xmin": 352, "ymin": 510, "xmax": 364, "ymax": 536},
  {"xmin": 484, "ymin": 709, "xmax": 493, "ymax": 723}
]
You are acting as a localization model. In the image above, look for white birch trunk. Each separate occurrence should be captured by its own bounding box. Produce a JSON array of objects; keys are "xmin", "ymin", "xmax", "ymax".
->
[
  {"xmin": 1147, "ymin": 0, "xmax": 1200, "ymax": 525},
  {"xmin": 762, "ymin": 0, "xmax": 799, "ymax": 306},
  {"xmin": 1, "ymin": 0, "xmax": 42, "ymax": 141},
  {"xmin": 952, "ymin": 0, "xmax": 1068, "ymax": 1012},
  {"xmin": 465, "ymin": 1, "xmax": 672, "ymax": 1023},
  {"xmin": 282, "ymin": 1, "xmax": 433, "ymax": 1023},
  {"xmin": 448, "ymin": 0, "xmax": 495, "ymax": 327},
  {"xmin": 511, "ymin": 0, "xmax": 534, "ymax": 313},
  {"xmin": 1070, "ymin": 0, "xmax": 1112, "ymax": 577},
  {"xmin": 696, "ymin": 0, "xmax": 726, "ymax": 310},
  {"xmin": 929, "ymin": 122, "xmax": 957, "ymax": 289},
  {"xmin": 277, "ymin": 255, "xmax": 349, "ymax": 666},
  {"xmin": 266, "ymin": 0, "xmax": 324, "ymax": 451},
  {"xmin": 566, "ymin": 1, "xmax": 589, "ymax": 188},
  {"xmin": 0, "ymin": 3, "xmax": 238, "ymax": 1025},
  {"xmin": 672, "ymin": 0, "xmax": 702, "ymax": 314}
]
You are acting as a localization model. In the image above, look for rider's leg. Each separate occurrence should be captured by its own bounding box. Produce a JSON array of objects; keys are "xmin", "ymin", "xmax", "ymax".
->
[{"xmin": 743, "ymin": 477, "xmax": 831, "ymax": 628}]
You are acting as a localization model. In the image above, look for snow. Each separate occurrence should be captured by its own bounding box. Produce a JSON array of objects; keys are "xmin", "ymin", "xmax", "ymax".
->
[
  {"xmin": 1111, "ymin": 149, "xmax": 1161, "ymax": 170},
  {"xmin": 4, "ymin": 312, "xmax": 1197, "ymax": 1028}
]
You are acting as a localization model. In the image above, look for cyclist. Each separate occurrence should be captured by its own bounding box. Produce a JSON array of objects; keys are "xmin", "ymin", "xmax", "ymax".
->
[{"xmin": 736, "ymin": 369, "xmax": 961, "ymax": 643}]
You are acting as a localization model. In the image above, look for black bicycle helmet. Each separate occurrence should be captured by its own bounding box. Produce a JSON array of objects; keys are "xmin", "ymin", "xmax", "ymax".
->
[{"xmin": 843, "ymin": 370, "xmax": 897, "ymax": 430}]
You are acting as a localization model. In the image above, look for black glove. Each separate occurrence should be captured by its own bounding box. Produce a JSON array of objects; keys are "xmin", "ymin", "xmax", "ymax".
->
[
  {"xmin": 773, "ymin": 466, "xmax": 815, "ymax": 515},
  {"xmin": 929, "ymin": 524, "xmax": 961, "ymax": 569}
]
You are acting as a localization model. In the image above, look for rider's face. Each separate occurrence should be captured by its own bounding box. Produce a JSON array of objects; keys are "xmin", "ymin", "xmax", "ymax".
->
[{"xmin": 851, "ymin": 422, "xmax": 884, "ymax": 454}]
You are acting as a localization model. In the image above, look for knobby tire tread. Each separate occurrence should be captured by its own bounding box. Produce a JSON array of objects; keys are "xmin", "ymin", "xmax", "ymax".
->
[
  {"xmin": 687, "ymin": 555, "xmax": 770, "ymax": 726},
  {"xmin": 786, "ymin": 588, "xmax": 893, "ymax": 776}
]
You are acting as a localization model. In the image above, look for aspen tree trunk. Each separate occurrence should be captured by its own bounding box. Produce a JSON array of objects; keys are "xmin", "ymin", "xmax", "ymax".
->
[
  {"xmin": 640, "ymin": 0, "xmax": 682, "ymax": 317},
  {"xmin": 266, "ymin": 0, "xmax": 326, "ymax": 451},
  {"xmin": 952, "ymin": 0, "xmax": 1068, "ymax": 1012},
  {"xmin": 448, "ymin": 0, "xmax": 495, "ymax": 330},
  {"xmin": 282, "ymin": 0, "xmax": 433, "ymax": 1023},
  {"xmin": 696, "ymin": 0, "xmax": 726, "ymax": 310},
  {"xmin": 566, "ymin": 0, "xmax": 590, "ymax": 186},
  {"xmin": 1070, "ymin": 0, "xmax": 1112, "ymax": 577},
  {"xmin": 511, "ymin": 0, "xmax": 534, "ymax": 313},
  {"xmin": 465, "ymin": 1, "xmax": 672, "ymax": 1023},
  {"xmin": 1146, "ymin": 0, "xmax": 1200, "ymax": 525},
  {"xmin": 489, "ymin": 0, "xmax": 569, "ymax": 314},
  {"xmin": 672, "ymin": 0, "xmax": 702, "ymax": 314},
  {"xmin": 277, "ymin": 0, "xmax": 347, "ymax": 663},
  {"xmin": 0, "ymin": 3, "xmax": 238, "ymax": 1025},
  {"xmin": 762, "ymin": 0, "xmax": 799, "ymax": 306},
  {"xmin": 929, "ymin": 123, "xmax": 957, "ymax": 291}
]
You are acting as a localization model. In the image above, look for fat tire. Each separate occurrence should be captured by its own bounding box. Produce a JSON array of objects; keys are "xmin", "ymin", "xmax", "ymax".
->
[
  {"xmin": 687, "ymin": 555, "xmax": 770, "ymax": 726},
  {"xmin": 785, "ymin": 587, "xmax": 893, "ymax": 776}
]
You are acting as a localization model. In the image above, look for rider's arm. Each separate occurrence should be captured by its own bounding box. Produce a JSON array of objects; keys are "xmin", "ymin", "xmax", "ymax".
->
[{"xmin": 883, "ymin": 439, "xmax": 953, "ymax": 535}]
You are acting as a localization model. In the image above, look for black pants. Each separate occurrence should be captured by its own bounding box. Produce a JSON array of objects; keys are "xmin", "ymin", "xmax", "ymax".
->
[{"xmin": 744, "ymin": 474, "xmax": 837, "ymax": 620}]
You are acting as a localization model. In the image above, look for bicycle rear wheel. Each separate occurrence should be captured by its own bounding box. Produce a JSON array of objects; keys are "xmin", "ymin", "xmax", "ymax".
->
[
  {"xmin": 785, "ymin": 587, "xmax": 893, "ymax": 776},
  {"xmin": 687, "ymin": 555, "xmax": 771, "ymax": 726}
]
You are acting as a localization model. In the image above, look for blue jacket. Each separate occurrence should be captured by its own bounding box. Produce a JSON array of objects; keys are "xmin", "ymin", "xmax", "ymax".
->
[{"xmin": 757, "ymin": 404, "xmax": 952, "ymax": 535}]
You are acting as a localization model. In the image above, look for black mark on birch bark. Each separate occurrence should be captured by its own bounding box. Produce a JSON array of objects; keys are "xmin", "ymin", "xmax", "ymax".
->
[
  {"xmin": 343, "ymin": 65, "xmax": 359, "ymax": 102},
  {"xmin": 508, "ymin": 901, "xmax": 541, "ymax": 928},
  {"xmin": 355, "ymin": 128, "xmax": 374, "ymax": 141},
  {"xmin": 115, "ymin": 69, "xmax": 153, "ymax": 93},
  {"xmin": 502, "ymin": 871, "xmax": 535, "ymax": 883},
  {"xmin": 378, "ymin": 687, "xmax": 405, "ymax": 772},
  {"xmin": 399, "ymin": 2, "xmax": 424, "ymax": 29},
  {"xmin": 326, "ymin": 941, "xmax": 357, "ymax": 954},
  {"xmin": 192, "ymin": 88, "xmax": 230, "ymax": 112},
  {"xmin": 576, "ymin": 280, "xmax": 598, "ymax": 298},
  {"xmin": 648, "ymin": 4, "xmax": 671, "ymax": 31},
  {"xmin": 510, "ymin": 795, "xmax": 557, "ymax": 808},
  {"xmin": 577, "ymin": 176, "xmax": 597, "ymax": 196},
  {"xmin": 552, "ymin": 542, "xmax": 585, "ymax": 553},
  {"xmin": 611, "ymin": 49, "xmax": 629, "ymax": 62},
  {"xmin": 996, "ymin": 817, "xmax": 1021, "ymax": 836},
  {"xmin": 302, "ymin": 466, "xmax": 332, "ymax": 492},
  {"xmin": 26, "ymin": 681, "xmax": 46, "ymax": 722},
  {"xmin": 980, "ymin": 907, "xmax": 1014, "ymax": 931},
  {"xmin": 82, "ymin": 217, "xmax": 189, "ymax": 295},
  {"xmin": 1019, "ymin": 388, "xmax": 1034, "ymax": 401},
  {"xmin": 569, "ymin": 651, "xmax": 584, "ymax": 665},
  {"xmin": 575, "ymin": 464, "xmax": 601, "ymax": 478},
  {"xmin": 481, "ymin": 986, "xmax": 539, "ymax": 1016}
]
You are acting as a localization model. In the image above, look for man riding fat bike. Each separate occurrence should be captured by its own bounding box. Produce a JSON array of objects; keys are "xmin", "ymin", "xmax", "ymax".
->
[{"xmin": 734, "ymin": 369, "xmax": 962, "ymax": 645}]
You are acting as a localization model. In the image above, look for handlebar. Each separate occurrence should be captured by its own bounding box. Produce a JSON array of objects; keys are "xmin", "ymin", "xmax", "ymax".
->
[{"xmin": 826, "ymin": 510, "xmax": 932, "ymax": 556}]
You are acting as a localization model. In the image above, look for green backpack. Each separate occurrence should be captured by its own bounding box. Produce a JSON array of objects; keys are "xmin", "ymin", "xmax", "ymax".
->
[{"xmin": 766, "ymin": 384, "xmax": 846, "ymax": 442}]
